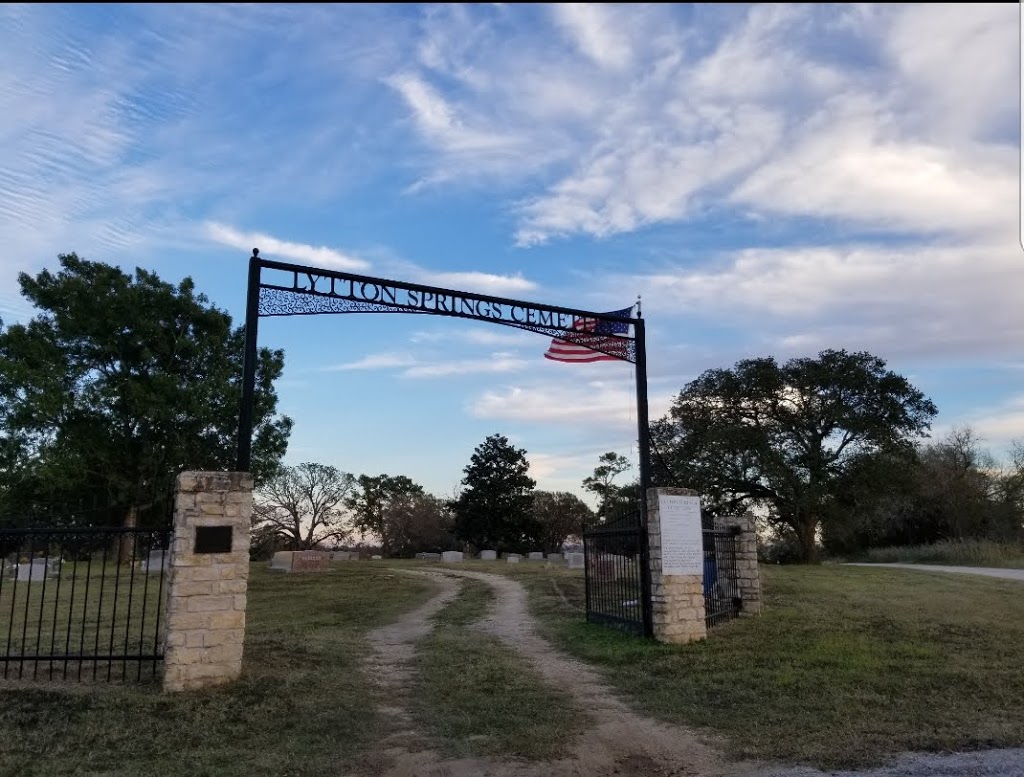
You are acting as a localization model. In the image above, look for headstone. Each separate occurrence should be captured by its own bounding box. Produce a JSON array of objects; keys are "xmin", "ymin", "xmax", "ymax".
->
[
  {"xmin": 16, "ymin": 559, "xmax": 48, "ymax": 582},
  {"xmin": 292, "ymin": 551, "xmax": 330, "ymax": 572},
  {"xmin": 142, "ymin": 550, "xmax": 169, "ymax": 574},
  {"xmin": 421, "ymin": 552, "xmax": 441, "ymax": 561},
  {"xmin": 479, "ymin": 550, "xmax": 497, "ymax": 561},
  {"xmin": 441, "ymin": 551, "xmax": 463, "ymax": 563},
  {"xmin": 270, "ymin": 551, "xmax": 294, "ymax": 573},
  {"xmin": 370, "ymin": 554, "xmax": 383, "ymax": 560},
  {"xmin": 546, "ymin": 553, "xmax": 564, "ymax": 563},
  {"xmin": 506, "ymin": 554, "xmax": 520, "ymax": 564},
  {"xmin": 567, "ymin": 552, "xmax": 585, "ymax": 569},
  {"xmin": 330, "ymin": 550, "xmax": 353, "ymax": 561},
  {"xmin": 527, "ymin": 552, "xmax": 544, "ymax": 561}
]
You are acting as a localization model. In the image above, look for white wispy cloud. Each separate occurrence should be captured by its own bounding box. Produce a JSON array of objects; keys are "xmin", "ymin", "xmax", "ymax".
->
[
  {"xmin": 403, "ymin": 354, "xmax": 528, "ymax": 378},
  {"xmin": 205, "ymin": 222, "xmax": 370, "ymax": 271},
  {"xmin": 551, "ymin": 4, "xmax": 633, "ymax": 71},
  {"xmin": 408, "ymin": 268, "xmax": 538, "ymax": 295},
  {"xmin": 410, "ymin": 328, "xmax": 534, "ymax": 346},
  {"xmin": 387, "ymin": 71, "xmax": 521, "ymax": 156},
  {"xmin": 322, "ymin": 353, "xmax": 418, "ymax": 372},
  {"xmin": 469, "ymin": 379, "xmax": 672, "ymax": 428},
  {"xmin": 607, "ymin": 240, "xmax": 1024, "ymax": 361},
  {"xmin": 387, "ymin": 4, "xmax": 1017, "ymax": 246},
  {"xmin": 321, "ymin": 351, "xmax": 528, "ymax": 379}
]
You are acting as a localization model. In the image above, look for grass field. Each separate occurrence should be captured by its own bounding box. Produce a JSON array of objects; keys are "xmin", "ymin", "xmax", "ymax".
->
[
  {"xmin": 493, "ymin": 561, "xmax": 1024, "ymax": 769},
  {"xmin": 851, "ymin": 538, "xmax": 1024, "ymax": 569},
  {"xmin": 1, "ymin": 559, "xmax": 1023, "ymax": 774}
]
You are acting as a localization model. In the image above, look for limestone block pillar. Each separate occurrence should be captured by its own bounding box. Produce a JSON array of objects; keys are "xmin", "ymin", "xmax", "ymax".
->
[
  {"xmin": 647, "ymin": 487, "xmax": 706, "ymax": 644},
  {"xmin": 162, "ymin": 471, "xmax": 253, "ymax": 692}
]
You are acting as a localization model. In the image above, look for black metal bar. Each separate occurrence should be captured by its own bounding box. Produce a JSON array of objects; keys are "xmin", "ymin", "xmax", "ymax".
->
[
  {"xmin": 122, "ymin": 535, "xmax": 138, "ymax": 681},
  {"xmin": 107, "ymin": 541, "xmax": 125, "ymax": 681},
  {"xmin": 92, "ymin": 543, "xmax": 108, "ymax": 681},
  {"xmin": 78, "ymin": 547, "xmax": 93, "ymax": 681},
  {"xmin": 237, "ymin": 250, "xmax": 262, "ymax": 472},
  {"xmin": 63, "ymin": 553, "xmax": 79, "ymax": 680},
  {"xmin": 19, "ymin": 545, "xmax": 34, "ymax": 679},
  {"xmin": 33, "ymin": 546, "xmax": 50, "ymax": 680},
  {"xmin": 4, "ymin": 654, "xmax": 163, "ymax": 662},
  {"xmin": 634, "ymin": 316, "xmax": 654, "ymax": 639},
  {"xmin": 0, "ymin": 552, "xmax": 7, "ymax": 679},
  {"xmin": 152, "ymin": 545, "xmax": 167, "ymax": 680},
  {"xmin": 0, "ymin": 527, "xmax": 155, "ymax": 536},
  {"xmin": 48, "ymin": 551, "xmax": 64, "ymax": 680},
  {"xmin": 256, "ymin": 258, "xmax": 636, "ymax": 327}
]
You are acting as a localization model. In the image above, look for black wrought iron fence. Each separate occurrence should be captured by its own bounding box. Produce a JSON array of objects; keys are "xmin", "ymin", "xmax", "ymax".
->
[
  {"xmin": 0, "ymin": 526, "xmax": 173, "ymax": 682},
  {"xmin": 582, "ymin": 507, "xmax": 650, "ymax": 636},
  {"xmin": 702, "ymin": 524, "xmax": 742, "ymax": 629}
]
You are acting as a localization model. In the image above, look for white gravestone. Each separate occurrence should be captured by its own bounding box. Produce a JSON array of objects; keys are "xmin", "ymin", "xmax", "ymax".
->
[
  {"xmin": 441, "ymin": 551, "xmax": 463, "ymax": 563},
  {"xmin": 421, "ymin": 552, "xmax": 441, "ymax": 561},
  {"xmin": 527, "ymin": 552, "xmax": 544, "ymax": 561},
  {"xmin": 546, "ymin": 553, "xmax": 563, "ymax": 563},
  {"xmin": 142, "ymin": 550, "xmax": 169, "ymax": 574},
  {"xmin": 479, "ymin": 550, "xmax": 497, "ymax": 561},
  {"xmin": 16, "ymin": 559, "xmax": 49, "ymax": 582},
  {"xmin": 270, "ymin": 551, "xmax": 294, "ymax": 573},
  {"xmin": 657, "ymin": 494, "xmax": 704, "ymax": 575},
  {"xmin": 371, "ymin": 555, "xmax": 383, "ymax": 560},
  {"xmin": 566, "ymin": 552, "xmax": 585, "ymax": 569},
  {"xmin": 506, "ymin": 554, "xmax": 520, "ymax": 564}
]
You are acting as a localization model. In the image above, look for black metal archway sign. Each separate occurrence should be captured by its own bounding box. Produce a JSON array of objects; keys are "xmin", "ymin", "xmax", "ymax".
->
[{"xmin": 235, "ymin": 249, "xmax": 654, "ymax": 636}]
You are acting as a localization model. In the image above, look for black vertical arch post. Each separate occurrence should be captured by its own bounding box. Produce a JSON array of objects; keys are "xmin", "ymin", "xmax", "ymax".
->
[
  {"xmin": 236, "ymin": 250, "xmax": 262, "ymax": 473},
  {"xmin": 633, "ymin": 314, "xmax": 654, "ymax": 638},
  {"xmin": 234, "ymin": 251, "xmax": 654, "ymax": 636}
]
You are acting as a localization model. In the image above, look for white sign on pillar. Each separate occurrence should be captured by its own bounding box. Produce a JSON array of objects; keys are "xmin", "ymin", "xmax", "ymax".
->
[{"xmin": 658, "ymin": 494, "xmax": 704, "ymax": 575}]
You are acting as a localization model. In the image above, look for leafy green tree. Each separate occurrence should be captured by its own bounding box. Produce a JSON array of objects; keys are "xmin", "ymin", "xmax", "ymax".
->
[
  {"xmin": 582, "ymin": 451, "xmax": 632, "ymax": 517},
  {"xmin": 453, "ymin": 433, "xmax": 536, "ymax": 553},
  {"xmin": 252, "ymin": 462, "xmax": 355, "ymax": 549},
  {"xmin": 380, "ymin": 492, "xmax": 456, "ymax": 557},
  {"xmin": 0, "ymin": 253, "xmax": 292, "ymax": 527},
  {"xmin": 531, "ymin": 491, "xmax": 592, "ymax": 553},
  {"xmin": 652, "ymin": 349, "xmax": 937, "ymax": 562},
  {"xmin": 346, "ymin": 474, "xmax": 426, "ymax": 556}
]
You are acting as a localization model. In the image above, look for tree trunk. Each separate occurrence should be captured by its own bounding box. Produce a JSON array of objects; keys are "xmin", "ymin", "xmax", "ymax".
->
[
  {"xmin": 117, "ymin": 506, "xmax": 137, "ymax": 565},
  {"xmin": 797, "ymin": 518, "xmax": 819, "ymax": 563}
]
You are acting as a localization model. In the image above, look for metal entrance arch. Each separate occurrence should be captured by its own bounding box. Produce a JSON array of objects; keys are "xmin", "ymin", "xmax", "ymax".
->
[{"xmin": 235, "ymin": 249, "xmax": 655, "ymax": 638}]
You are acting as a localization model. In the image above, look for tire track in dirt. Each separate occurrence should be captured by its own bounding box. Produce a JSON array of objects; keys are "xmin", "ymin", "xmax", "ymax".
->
[
  {"xmin": 363, "ymin": 568, "xmax": 759, "ymax": 777},
  {"xmin": 442, "ymin": 569, "xmax": 758, "ymax": 777}
]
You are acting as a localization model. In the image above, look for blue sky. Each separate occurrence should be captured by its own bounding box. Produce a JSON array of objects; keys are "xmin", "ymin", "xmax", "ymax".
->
[{"xmin": 1, "ymin": 4, "xmax": 1020, "ymax": 503}]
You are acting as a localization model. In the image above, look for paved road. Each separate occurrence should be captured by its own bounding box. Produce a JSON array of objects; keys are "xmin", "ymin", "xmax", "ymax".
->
[
  {"xmin": 755, "ymin": 748, "xmax": 1024, "ymax": 777},
  {"xmin": 845, "ymin": 563, "xmax": 1024, "ymax": 581}
]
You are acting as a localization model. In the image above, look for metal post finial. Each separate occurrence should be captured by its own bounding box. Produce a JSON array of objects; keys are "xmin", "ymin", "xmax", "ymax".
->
[
  {"xmin": 252, "ymin": 248, "xmax": 260, "ymax": 258},
  {"xmin": 636, "ymin": 294, "xmax": 642, "ymax": 318}
]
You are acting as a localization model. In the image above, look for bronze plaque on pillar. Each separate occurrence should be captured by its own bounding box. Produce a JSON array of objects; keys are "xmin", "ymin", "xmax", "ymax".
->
[{"xmin": 194, "ymin": 525, "xmax": 233, "ymax": 554}]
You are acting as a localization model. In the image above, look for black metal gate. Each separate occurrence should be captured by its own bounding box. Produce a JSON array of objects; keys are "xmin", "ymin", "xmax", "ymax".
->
[
  {"xmin": 582, "ymin": 508, "xmax": 652, "ymax": 637},
  {"xmin": 0, "ymin": 526, "xmax": 173, "ymax": 682},
  {"xmin": 702, "ymin": 521, "xmax": 742, "ymax": 629}
]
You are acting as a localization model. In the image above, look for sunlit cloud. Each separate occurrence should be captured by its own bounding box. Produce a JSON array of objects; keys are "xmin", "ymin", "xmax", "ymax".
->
[{"xmin": 205, "ymin": 222, "xmax": 370, "ymax": 271}]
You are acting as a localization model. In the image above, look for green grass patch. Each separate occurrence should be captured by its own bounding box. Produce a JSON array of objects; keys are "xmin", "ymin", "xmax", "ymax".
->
[
  {"xmin": 512, "ymin": 562, "xmax": 1024, "ymax": 769},
  {"xmin": 853, "ymin": 539, "xmax": 1024, "ymax": 568},
  {"xmin": 411, "ymin": 577, "xmax": 586, "ymax": 760},
  {"xmin": 0, "ymin": 564, "xmax": 436, "ymax": 777}
]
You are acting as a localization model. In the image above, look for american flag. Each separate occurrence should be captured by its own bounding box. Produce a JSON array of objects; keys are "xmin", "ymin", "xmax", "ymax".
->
[{"xmin": 544, "ymin": 307, "xmax": 633, "ymax": 363}]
